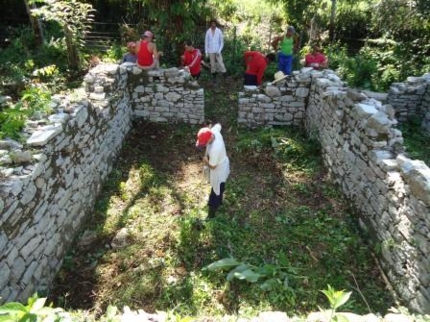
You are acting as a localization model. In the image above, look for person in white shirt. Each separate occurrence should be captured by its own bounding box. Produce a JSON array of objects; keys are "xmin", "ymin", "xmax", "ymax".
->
[
  {"xmin": 205, "ymin": 19, "xmax": 227, "ymax": 79},
  {"xmin": 196, "ymin": 123, "xmax": 230, "ymax": 218}
]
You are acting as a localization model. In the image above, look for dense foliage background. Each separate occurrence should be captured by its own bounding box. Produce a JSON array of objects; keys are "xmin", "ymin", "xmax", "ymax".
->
[
  {"xmin": 0, "ymin": 0, "xmax": 429, "ymax": 141},
  {"xmin": 0, "ymin": 0, "xmax": 429, "ymax": 91}
]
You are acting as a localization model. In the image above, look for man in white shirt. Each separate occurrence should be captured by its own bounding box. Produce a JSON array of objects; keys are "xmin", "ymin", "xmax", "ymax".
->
[
  {"xmin": 205, "ymin": 19, "xmax": 227, "ymax": 79},
  {"xmin": 196, "ymin": 123, "xmax": 230, "ymax": 218}
]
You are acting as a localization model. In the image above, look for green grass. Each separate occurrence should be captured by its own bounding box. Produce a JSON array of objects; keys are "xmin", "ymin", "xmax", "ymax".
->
[
  {"xmin": 49, "ymin": 122, "xmax": 394, "ymax": 319},
  {"xmin": 400, "ymin": 119, "xmax": 430, "ymax": 166}
]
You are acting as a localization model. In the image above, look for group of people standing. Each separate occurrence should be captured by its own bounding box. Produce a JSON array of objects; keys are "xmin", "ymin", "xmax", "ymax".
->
[
  {"xmin": 120, "ymin": 20, "xmax": 230, "ymax": 220},
  {"xmin": 121, "ymin": 22, "xmax": 328, "ymax": 87},
  {"xmin": 181, "ymin": 19, "xmax": 228, "ymax": 80},
  {"xmin": 120, "ymin": 19, "xmax": 227, "ymax": 81},
  {"xmin": 243, "ymin": 25, "xmax": 328, "ymax": 86}
]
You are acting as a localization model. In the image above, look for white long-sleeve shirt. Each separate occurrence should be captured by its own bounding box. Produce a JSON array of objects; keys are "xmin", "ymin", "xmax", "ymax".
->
[
  {"xmin": 205, "ymin": 123, "xmax": 230, "ymax": 195},
  {"xmin": 205, "ymin": 27, "xmax": 224, "ymax": 54}
]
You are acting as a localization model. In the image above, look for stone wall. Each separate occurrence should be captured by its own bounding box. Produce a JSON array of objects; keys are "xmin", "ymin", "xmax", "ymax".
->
[
  {"xmin": 1, "ymin": 62, "xmax": 429, "ymax": 314},
  {"xmin": 237, "ymin": 74, "xmax": 311, "ymax": 127},
  {"xmin": 126, "ymin": 65, "xmax": 204, "ymax": 124},
  {"xmin": 420, "ymin": 78, "xmax": 430, "ymax": 132},
  {"xmin": 386, "ymin": 74, "xmax": 430, "ymax": 131},
  {"xmin": 0, "ymin": 63, "xmax": 204, "ymax": 303},
  {"xmin": 238, "ymin": 68, "xmax": 430, "ymax": 313},
  {"xmin": 306, "ymin": 72, "xmax": 430, "ymax": 314}
]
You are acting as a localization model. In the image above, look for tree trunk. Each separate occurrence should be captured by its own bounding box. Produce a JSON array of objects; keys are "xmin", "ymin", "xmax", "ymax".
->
[
  {"xmin": 309, "ymin": 16, "xmax": 320, "ymax": 43},
  {"xmin": 64, "ymin": 25, "xmax": 80, "ymax": 70},
  {"xmin": 329, "ymin": 0, "xmax": 336, "ymax": 42},
  {"xmin": 23, "ymin": 0, "xmax": 44, "ymax": 46}
]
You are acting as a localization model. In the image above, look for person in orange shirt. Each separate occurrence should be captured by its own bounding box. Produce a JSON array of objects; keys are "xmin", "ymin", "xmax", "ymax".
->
[
  {"xmin": 181, "ymin": 40, "xmax": 202, "ymax": 79},
  {"xmin": 243, "ymin": 51, "xmax": 276, "ymax": 86}
]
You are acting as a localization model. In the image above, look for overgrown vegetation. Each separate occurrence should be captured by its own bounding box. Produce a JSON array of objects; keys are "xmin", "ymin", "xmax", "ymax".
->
[
  {"xmin": 46, "ymin": 120, "xmax": 394, "ymax": 319},
  {"xmin": 325, "ymin": 41, "xmax": 430, "ymax": 91},
  {"xmin": 2, "ymin": 291, "xmax": 428, "ymax": 321},
  {"xmin": 399, "ymin": 117, "xmax": 430, "ymax": 166}
]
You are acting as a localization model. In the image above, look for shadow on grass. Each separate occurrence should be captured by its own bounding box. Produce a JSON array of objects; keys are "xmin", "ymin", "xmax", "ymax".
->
[{"xmin": 48, "ymin": 79, "xmax": 394, "ymax": 319}]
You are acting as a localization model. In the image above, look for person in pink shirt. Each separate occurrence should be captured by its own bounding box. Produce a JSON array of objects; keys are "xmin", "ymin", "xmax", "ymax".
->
[{"xmin": 304, "ymin": 44, "xmax": 328, "ymax": 70}]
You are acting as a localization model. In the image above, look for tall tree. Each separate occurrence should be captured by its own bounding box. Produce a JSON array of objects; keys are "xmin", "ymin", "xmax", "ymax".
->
[
  {"xmin": 127, "ymin": 0, "xmax": 212, "ymax": 62},
  {"xmin": 142, "ymin": 0, "xmax": 209, "ymax": 37},
  {"xmin": 30, "ymin": 0, "xmax": 95, "ymax": 70},
  {"xmin": 328, "ymin": 0, "xmax": 336, "ymax": 41},
  {"xmin": 23, "ymin": 0, "xmax": 44, "ymax": 46}
]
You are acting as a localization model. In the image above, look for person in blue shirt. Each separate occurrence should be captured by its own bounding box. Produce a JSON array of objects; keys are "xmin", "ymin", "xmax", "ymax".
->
[{"xmin": 121, "ymin": 42, "xmax": 137, "ymax": 64}]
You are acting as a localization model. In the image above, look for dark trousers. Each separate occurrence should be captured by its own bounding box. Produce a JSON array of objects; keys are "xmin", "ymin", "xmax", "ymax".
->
[
  {"xmin": 244, "ymin": 73, "xmax": 258, "ymax": 86},
  {"xmin": 208, "ymin": 182, "xmax": 225, "ymax": 209}
]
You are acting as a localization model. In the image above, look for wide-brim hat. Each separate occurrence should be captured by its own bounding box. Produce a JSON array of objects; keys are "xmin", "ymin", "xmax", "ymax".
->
[{"xmin": 272, "ymin": 71, "xmax": 288, "ymax": 83}]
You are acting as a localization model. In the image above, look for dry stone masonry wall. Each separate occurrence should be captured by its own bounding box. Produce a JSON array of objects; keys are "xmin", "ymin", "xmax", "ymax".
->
[
  {"xmin": 0, "ymin": 63, "xmax": 204, "ymax": 304},
  {"xmin": 238, "ymin": 69, "xmax": 430, "ymax": 314},
  {"xmin": 239, "ymin": 68, "xmax": 430, "ymax": 313},
  {"xmin": 237, "ymin": 73, "xmax": 311, "ymax": 127},
  {"xmin": 305, "ymin": 71, "xmax": 430, "ymax": 314},
  {"xmin": 387, "ymin": 75, "xmax": 430, "ymax": 131},
  {"xmin": 126, "ymin": 64, "xmax": 204, "ymax": 124},
  {"xmin": 1, "ymin": 61, "xmax": 429, "ymax": 315},
  {"xmin": 423, "ymin": 80, "xmax": 430, "ymax": 131}
]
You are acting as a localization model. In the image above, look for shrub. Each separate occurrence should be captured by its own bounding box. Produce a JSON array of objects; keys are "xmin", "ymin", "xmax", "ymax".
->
[
  {"xmin": 325, "ymin": 40, "xmax": 430, "ymax": 92},
  {"xmin": 0, "ymin": 85, "xmax": 52, "ymax": 140}
]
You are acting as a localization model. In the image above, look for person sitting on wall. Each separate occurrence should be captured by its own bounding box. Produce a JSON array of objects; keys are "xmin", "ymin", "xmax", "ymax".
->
[
  {"xmin": 121, "ymin": 42, "xmax": 137, "ymax": 64},
  {"xmin": 181, "ymin": 40, "xmax": 202, "ymax": 79},
  {"xmin": 136, "ymin": 30, "xmax": 162, "ymax": 70},
  {"xmin": 243, "ymin": 51, "xmax": 276, "ymax": 86},
  {"xmin": 303, "ymin": 44, "xmax": 328, "ymax": 70}
]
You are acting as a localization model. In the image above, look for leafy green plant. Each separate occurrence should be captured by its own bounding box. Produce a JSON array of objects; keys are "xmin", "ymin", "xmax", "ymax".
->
[
  {"xmin": 0, "ymin": 293, "xmax": 71, "ymax": 321},
  {"xmin": 399, "ymin": 118, "xmax": 430, "ymax": 166},
  {"xmin": 320, "ymin": 285, "xmax": 352, "ymax": 322},
  {"xmin": 204, "ymin": 257, "xmax": 301, "ymax": 305},
  {"xmin": 20, "ymin": 86, "xmax": 53, "ymax": 115},
  {"xmin": 0, "ymin": 85, "xmax": 52, "ymax": 140},
  {"xmin": 30, "ymin": 0, "xmax": 95, "ymax": 70},
  {"xmin": 0, "ymin": 107, "xmax": 27, "ymax": 140},
  {"xmin": 325, "ymin": 39, "xmax": 430, "ymax": 92}
]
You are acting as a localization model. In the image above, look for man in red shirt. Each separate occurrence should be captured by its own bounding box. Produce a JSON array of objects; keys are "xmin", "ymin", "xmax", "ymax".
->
[
  {"xmin": 136, "ymin": 30, "xmax": 161, "ymax": 70},
  {"xmin": 243, "ymin": 51, "xmax": 276, "ymax": 86},
  {"xmin": 304, "ymin": 44, "xmax": 328, "ymax": 70},
  {"xmin": 181, "ymin": 40, "xmax": 202, "ymax": 79}
]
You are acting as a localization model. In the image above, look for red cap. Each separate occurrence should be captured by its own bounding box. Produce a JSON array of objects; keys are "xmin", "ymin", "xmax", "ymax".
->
[{"xmin": 196, "ymin": 127, "xmax": 213, "ymax": 148}]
